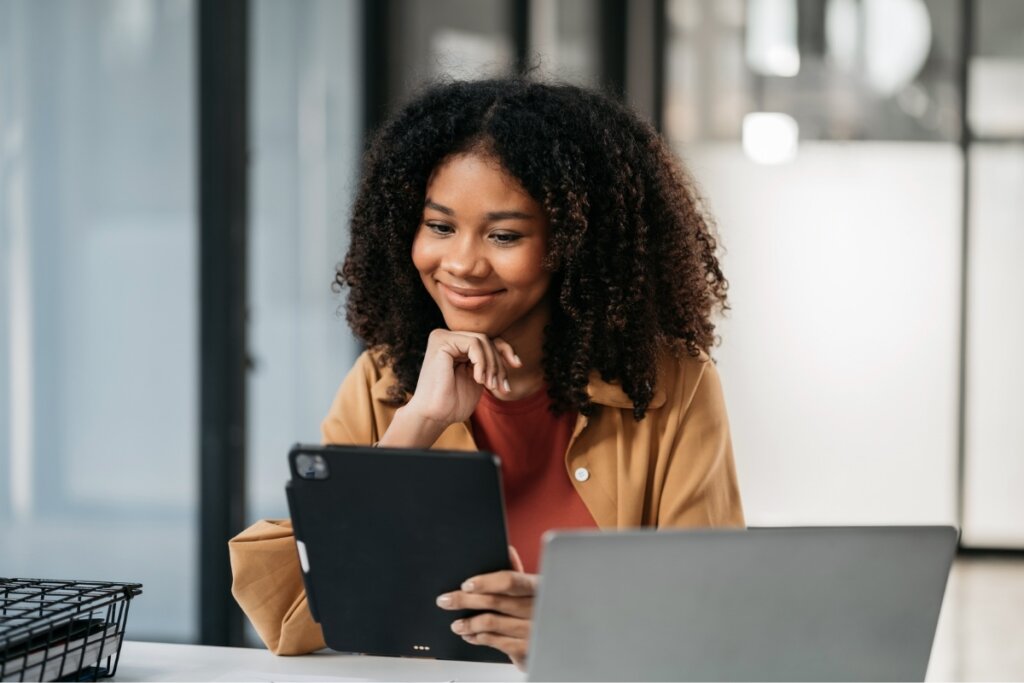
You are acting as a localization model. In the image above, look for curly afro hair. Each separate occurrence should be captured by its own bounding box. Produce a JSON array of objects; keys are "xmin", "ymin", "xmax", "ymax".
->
[{"xmin": 336, "ymin": 78, "xmax": 728, "ymax": 420}]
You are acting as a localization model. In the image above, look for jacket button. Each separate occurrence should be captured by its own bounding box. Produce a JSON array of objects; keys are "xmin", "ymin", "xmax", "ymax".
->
[{"xmin": 574, "ymin": 467, "xmax": 590, "ymax": 482}]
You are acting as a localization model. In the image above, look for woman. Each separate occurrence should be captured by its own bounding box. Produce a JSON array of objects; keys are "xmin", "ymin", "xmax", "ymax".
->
[{"xmin": 229, "ymin": 77, "xmax": 744, "ymax": 669}]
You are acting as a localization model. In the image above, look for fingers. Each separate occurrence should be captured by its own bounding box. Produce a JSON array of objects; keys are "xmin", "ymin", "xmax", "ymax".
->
[
  {"xmin": 449, "ymin": 333, "xmax": 515, "ymax": 394},
  {"xmin": 462, "ymin": 631, "xmax": 529, "ymax": 671},
  {"xmin": 450, "ymin": 612, "xmax": 530, "ymax": 640},
  {"xmin": 430, "ymin": 329, "xmax": 521, "ymax": 395},
  {"xmin": 447, "ymin": 333, "xmax": 495, "ymax": 389},
  {"xmin": 436, "ymin": 567, "xmax": 536, "ymax": 671},
  {"xmin": 461, "ymin": 339, "xmax": 489, "ymax": 387},
  {"xmin": 508, "ymin": 545, "xmax": 524, "ymax": 573},
  {"xmin": 475, "ymin": 335, "xmax": 502, "ymax": 392},
  {"xmin": 491, "ymin": 337, "xmax": 523, "ymax": 372},
  {"xmin": 436, "ymin": 590, "xmax": 533, "ymax": 619},
  {"xmin": 462, "ymin": 570, "xmax": 539, "ymax": 597}
]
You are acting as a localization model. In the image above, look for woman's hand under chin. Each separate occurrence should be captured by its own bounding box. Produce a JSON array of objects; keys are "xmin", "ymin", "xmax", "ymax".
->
[
  {"xmin": 435, "ymin": 546, "xmax": 537, "ymax": 671},
  {"xmin": 377, "ymin": 329, "xmax": 522, "ymax": 449},
  {"xmin": 407, "ymin": 329, "xmax": 521, "ymax": 424}
]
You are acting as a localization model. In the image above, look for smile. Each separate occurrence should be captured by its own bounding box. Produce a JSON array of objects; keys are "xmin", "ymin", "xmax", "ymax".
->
[{"xmin": 438, "ymin": 282, "xmax": 505, "ymax": 310}]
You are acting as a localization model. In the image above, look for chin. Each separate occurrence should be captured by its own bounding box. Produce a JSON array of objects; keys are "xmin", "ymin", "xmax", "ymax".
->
[
  {"xmin": 440, "ymin": 311, "xmax": 504, "ymax": 336},
  {"xmin": 443, "ymin": 318, "xmax": 500, "ymax": 336}
]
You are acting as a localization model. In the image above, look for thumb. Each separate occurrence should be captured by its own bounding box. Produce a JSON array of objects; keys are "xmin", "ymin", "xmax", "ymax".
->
[{"xmin": 508, "ymin": 545, "xmax": 525, "ymax": 573}]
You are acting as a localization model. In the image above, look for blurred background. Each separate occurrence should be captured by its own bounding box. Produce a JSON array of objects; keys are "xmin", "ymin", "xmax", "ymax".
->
[{"xmin": 0, "ymin": 0, "xmax": 1021, "ymax": 678}]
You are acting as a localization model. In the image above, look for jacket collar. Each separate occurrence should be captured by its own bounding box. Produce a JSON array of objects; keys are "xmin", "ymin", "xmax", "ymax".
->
[
  {"xmin": 370, "ymin": 367, "xmax": 666, "ymax": 409},
  {"xmin": 585, "ymin": 371, "xmax": 666, "ymax": 409}
]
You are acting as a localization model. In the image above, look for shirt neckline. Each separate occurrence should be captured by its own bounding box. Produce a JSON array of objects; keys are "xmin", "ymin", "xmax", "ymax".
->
[{"xmin": 476, "ymin": 383, "xmax": 551, "ymax": 416}]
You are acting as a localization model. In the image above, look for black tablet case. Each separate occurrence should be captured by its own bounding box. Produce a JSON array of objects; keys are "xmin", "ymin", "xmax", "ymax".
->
[{"xmin": 285, "ymin": 444, "xmax": 512, "ymax": 664}]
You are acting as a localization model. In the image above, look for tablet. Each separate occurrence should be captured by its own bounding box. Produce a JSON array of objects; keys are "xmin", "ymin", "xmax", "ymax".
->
[{"xmin": 285, "ymin": 443, "xmax": 512, "ymax": 664}]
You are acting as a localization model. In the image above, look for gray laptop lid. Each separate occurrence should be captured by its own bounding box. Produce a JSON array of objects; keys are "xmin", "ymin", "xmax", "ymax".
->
[{"xmin": 527, "ymin": 526, "xmax": 957, "ymax": 682}]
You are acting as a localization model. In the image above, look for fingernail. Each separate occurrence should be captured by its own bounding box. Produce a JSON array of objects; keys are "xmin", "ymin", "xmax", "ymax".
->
[
  {"xmin": 513, "ymin": 354, "xmax": 522, "ymax": 366},
  {"xmin": 489, "ymin": 375, "xmax": 497, "ymax": 389},
  {"xmin": 462, "ymin": 580, "xmax": 475, "ymax": 592},
  {"xmin": 436, "ymin": 594, "xmax": 451, "ymax": 607},
  {"xmin": 462, "ymin": 634, "xmax": 477, "ymax": 643},
  {"xmin": 451, "ymin": 620, "xmax": 464, "ymax": 634},
  {"xmin": 503, "ymin": 378, "xmax": 511, "ymax": 393}
]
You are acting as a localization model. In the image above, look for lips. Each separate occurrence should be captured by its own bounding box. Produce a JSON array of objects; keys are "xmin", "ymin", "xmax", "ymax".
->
[{"xmin": 438, "ymin": 282, "xmax": 505, "ymax": 310}]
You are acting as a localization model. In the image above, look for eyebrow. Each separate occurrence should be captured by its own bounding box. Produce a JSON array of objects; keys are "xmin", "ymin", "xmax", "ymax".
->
[{"xmin": 424, "ymin": 199, "xmax": 534, "ymax": 221}]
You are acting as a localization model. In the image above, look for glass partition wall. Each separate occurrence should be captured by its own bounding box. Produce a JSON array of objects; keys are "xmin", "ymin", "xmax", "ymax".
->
[
  {"xmin": 666, "ymin": 0, "xmax": 1023, "ymax": 548},
  {"xmin": 247, "ymin": 0, "xmax": 362, "ymax": 524},
  {"xmin": 666, "ymin": 0, "xmax": 964, "ymax": 527},
  {"xmin": 0, "ymin": 0, "xmax": 198, "ymax": 641}
]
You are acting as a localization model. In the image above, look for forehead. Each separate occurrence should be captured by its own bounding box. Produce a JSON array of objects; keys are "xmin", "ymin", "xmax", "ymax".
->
[{"xmin": 425, "ymin": 153, "xmax": 536, "ymax": 208}]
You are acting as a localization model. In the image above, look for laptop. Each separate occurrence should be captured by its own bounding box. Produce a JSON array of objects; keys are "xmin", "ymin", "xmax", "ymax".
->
[{"xmin": 527, "ymin": 526, "xmax": 958, "ymax": 681}]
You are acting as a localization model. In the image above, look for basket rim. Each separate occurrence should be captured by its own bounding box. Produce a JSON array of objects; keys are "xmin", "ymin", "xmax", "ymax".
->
[{"xmin": 0, "ymin": 578, "xmax": 143, "ymax": 648}]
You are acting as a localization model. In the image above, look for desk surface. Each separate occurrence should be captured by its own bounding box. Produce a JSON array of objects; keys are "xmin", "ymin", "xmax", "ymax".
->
[{"xmin": 112, "ymin": 641, "xmax": 524, "ymax": 682}]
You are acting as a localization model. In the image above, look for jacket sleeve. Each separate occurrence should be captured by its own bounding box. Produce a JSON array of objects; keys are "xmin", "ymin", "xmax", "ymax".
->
[
  {"xmin": 320, "ymin": 351, "xmax": 382, "ymax": 445},
  {"xmin": 657, "ymin": 359, "xmax": 746, "ymax": 528},
  {"xmin": 228, "ymin": 519, "xmax": 326, "ymax": 654},
  {"xmin": 229, "ymin": 352, "xmax": 381, "ymax": 655}
]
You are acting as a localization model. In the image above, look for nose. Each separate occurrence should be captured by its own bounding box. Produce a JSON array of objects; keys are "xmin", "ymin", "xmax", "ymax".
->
[{"xmin": 441, "ymin": 233, "xmax": 491, "ymax": 280}]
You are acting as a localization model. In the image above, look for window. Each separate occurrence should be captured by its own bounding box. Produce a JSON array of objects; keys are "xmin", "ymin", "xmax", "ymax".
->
[{"xmin": 0, "ymin": 0, "xmax": 198, "ymax": 641}]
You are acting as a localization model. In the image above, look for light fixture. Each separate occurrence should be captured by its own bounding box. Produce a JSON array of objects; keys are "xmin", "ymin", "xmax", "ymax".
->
[{"xmin": 742, "ymin": 112, "xmax": 800, "ymax": 165}]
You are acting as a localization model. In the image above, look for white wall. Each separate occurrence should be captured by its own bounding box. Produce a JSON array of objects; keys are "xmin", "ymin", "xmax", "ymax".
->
[
  {"xmin": 684, "ymin": 142, "xmax": 962, "ymax": 527},
  {"xmin": 963, "ymin": 144, "xmax": 1024, "ymax": 547}
]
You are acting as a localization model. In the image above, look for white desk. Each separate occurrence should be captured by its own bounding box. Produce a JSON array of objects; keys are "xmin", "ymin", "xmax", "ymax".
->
[{"xmin": 112, "ymin": 641, "xmax": 524, "ymax": 682}]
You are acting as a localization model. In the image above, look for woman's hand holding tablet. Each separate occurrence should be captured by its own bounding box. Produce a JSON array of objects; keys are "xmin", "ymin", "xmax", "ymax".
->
[{"xmin": 436, "ymin": 545, "xmax": 537, "ymax": 670}]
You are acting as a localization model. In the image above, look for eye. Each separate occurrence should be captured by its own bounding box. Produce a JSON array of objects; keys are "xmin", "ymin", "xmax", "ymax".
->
[
  {"xmin": 425, "ymin": 222, "xmax": 454, "ymax": 235},
  {"xmin": 490, "ymin": 232, "xmax": 523, "ymax": 246}
]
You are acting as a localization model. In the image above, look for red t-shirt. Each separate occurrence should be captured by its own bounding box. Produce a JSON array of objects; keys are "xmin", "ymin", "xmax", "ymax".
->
[{"xmin": 470, "ymin": 386, "xmax": 598, "ymax": 574}]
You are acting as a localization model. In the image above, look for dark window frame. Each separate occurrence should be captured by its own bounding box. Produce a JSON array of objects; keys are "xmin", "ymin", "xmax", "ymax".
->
[{"xmin": 198, "ymin": 0, "xmax": 249, "ymax": 647}]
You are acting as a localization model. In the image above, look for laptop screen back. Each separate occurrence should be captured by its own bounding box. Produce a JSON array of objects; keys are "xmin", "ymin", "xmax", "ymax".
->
[{"xmin": 528, "ymin": 526, "xmax": 957, "ymax": 681}]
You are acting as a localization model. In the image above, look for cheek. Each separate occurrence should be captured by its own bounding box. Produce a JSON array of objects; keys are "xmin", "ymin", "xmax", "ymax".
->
[
  {"xmin": 501, "ymin": 246, "xmax": 550, "ymax": 292},
  {"xmin": 410, "ymin": 232, "xmax": 436, "ymax": 275}
]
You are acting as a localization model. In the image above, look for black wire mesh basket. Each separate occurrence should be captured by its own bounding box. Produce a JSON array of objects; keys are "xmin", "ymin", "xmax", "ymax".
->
[{"xmin": 0, "ymin": 579, "xmax": 142, "ymax": 682}]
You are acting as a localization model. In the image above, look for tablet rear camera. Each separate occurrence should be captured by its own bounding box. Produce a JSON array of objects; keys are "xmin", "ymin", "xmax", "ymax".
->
[{"xmin": 296, "ymin": 454, "xmax": 329, "ymax": 480}]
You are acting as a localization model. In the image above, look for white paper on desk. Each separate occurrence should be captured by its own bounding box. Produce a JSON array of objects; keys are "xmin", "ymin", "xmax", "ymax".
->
[
  {"xmin": 3, "ymin": 624, "xmax": 121, "ymax": 681},
  {"xmin": 212, "ymin": 670, "xmax": 375, "ymax": 683}
]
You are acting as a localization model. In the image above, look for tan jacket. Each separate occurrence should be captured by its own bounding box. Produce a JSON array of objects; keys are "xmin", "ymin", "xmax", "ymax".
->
[{"xmin": 229, "ymin": 350, "xmax": 744, "ymax": 655}]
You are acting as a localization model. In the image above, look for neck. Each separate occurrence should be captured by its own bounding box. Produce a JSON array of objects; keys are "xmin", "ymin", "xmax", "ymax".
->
[{"xmin": 495, "ymin": 300, "xmax": 550, "ymax": 400}]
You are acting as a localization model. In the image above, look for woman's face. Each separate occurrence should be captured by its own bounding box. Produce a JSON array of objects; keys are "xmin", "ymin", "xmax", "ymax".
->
[{"xmin": 412, "ymin": 152, "xmax": 551, "ymax": 339}]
